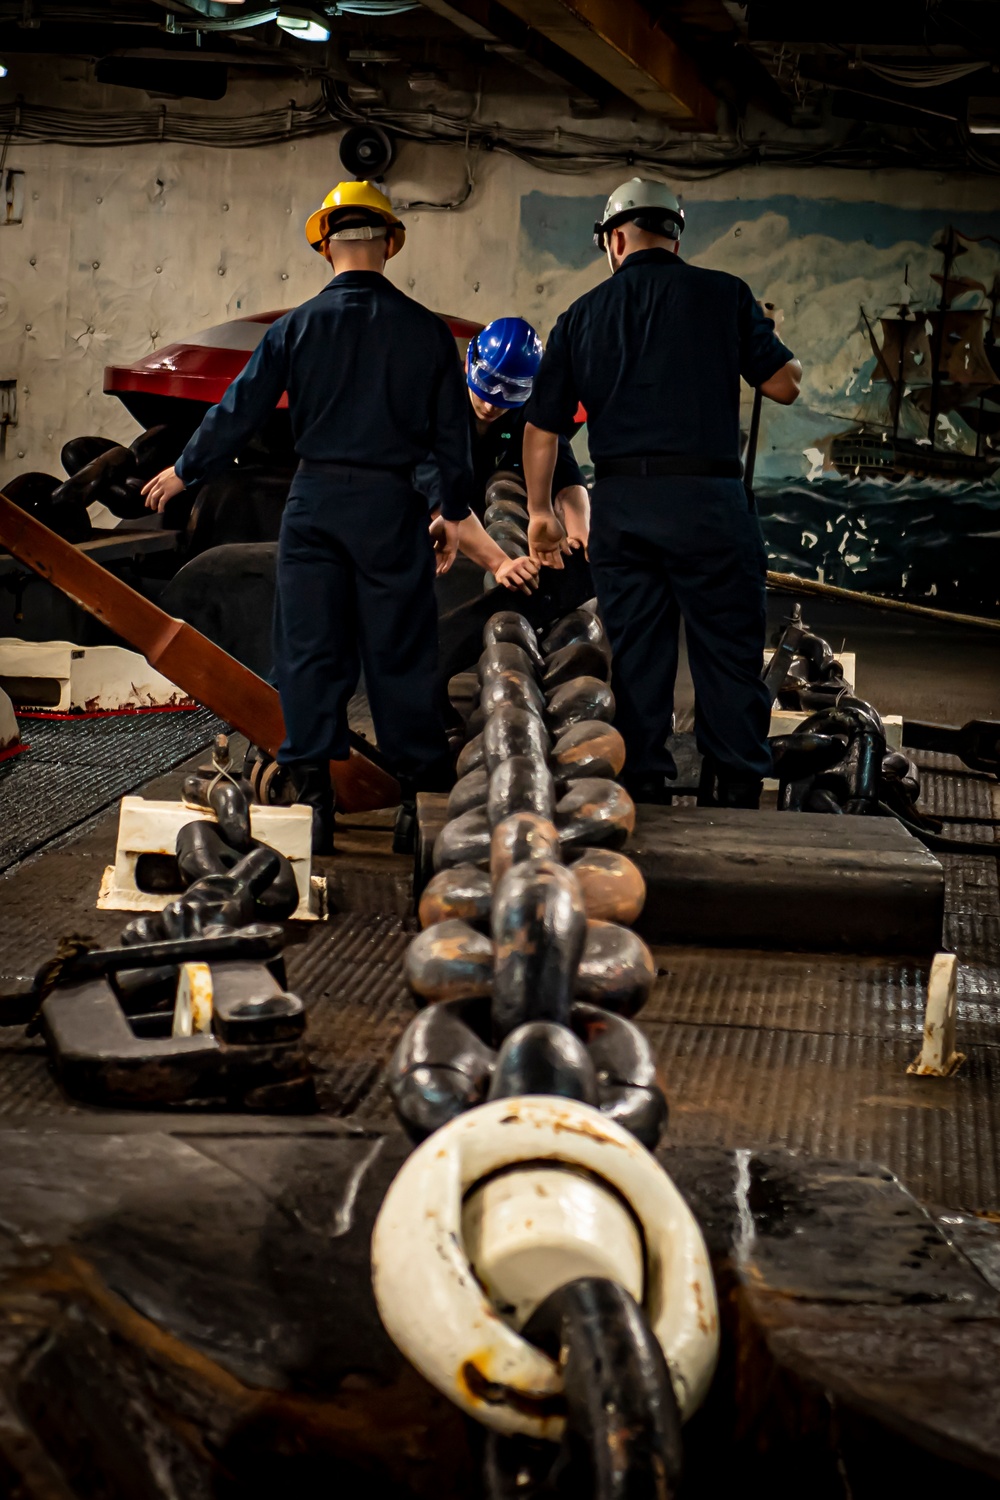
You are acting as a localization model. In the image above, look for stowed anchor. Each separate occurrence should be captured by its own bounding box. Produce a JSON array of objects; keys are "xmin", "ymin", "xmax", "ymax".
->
[
  {"xmin": 372, "ymin": 604, "xmax": 719, "ymax": 1496},
  {"xmin": 36, "ymin": 923, "xmax": 315, "ymax": 1111},
  {"xmin": 16, "ymin": 758, "xmax": 315, "ymax": 1111}
]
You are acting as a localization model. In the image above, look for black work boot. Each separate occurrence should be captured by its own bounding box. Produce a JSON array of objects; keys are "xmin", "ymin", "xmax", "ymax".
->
[
  {"xmin": 699, "ymin": 755, "xmax": 763, "ymax": 810},
  {"xmin": 393, "ymin": 800, "xmax": 417, "ymax": 855},
  {"xmin": 622, "ymin": 770, "xmax": 675, "ymax": 806},
  {"xmin": 716, "ymin": 771, "xmax": 763, "ymax": 809},
  {"xmin": 391, "ymin": 774, "xmax": 416, "ymax": 855},
  {"xmin": 282, "ymin": 761, "xmax": 336, "ymax": 855},
  {"xmin": 394, "ymin": 756, "xmax": 454, "ymax": 855}
]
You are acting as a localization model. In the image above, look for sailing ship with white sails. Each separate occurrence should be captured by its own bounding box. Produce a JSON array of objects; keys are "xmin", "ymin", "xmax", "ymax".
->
[{"xmin": 827, "ymin": 226, "xmax": 1000, "ymax": 482}]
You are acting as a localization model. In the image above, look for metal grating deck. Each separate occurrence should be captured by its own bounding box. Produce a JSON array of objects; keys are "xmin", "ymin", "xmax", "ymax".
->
[
  {"xmin": 0, "ymin": 745, "xmax": 997, "ymax": 1212},
  {"xmin": 635, "ymin": 750, "xmax": 1000, "ymax": 1210},
  {"xmin": 0, "ymin": 709, "xmax": 225, "ymax": 873},
  {"xmin": 287, "ymin": 914, "xmax": 414, "ymax": 1116}
]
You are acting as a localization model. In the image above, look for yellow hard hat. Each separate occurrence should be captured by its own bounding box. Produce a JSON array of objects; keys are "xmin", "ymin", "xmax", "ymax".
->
[{"xmin": 304, "ymin": 180, "xmax": 406, "ymax": 257}]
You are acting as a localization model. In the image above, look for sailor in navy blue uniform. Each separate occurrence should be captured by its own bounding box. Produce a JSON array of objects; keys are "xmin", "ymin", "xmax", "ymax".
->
[
  {"xmin": 460, "ymin": 317, "xmax": 588, "ymax": 529},
  {"xmin": 142, "ymin": 180, "xmax": 473, "ymax": 851},
  {"xmin": 522, "ymin": 178, "xmax": 802, "ymax": 807},
  {"xmin": 418, "ymin": 316, "xmax": 589, "ymax": 584}
]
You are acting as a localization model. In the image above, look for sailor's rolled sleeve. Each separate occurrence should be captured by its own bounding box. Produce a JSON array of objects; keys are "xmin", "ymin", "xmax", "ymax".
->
[
  {"xmin": 525, "ymin": 314, "xmax": 580, "ymax": 435},
  {"xmin": 738, "ymin": 281, "xmax": 795, "ymax": 388},
  {"xmin": 175, "ymin": 321, "xmax": 289, "ymax": 486}
]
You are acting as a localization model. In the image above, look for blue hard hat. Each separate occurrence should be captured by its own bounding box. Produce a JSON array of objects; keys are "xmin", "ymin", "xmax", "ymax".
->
[{"xmin": 466, "ymin": 316, "xmax": 543, "ymax": 409}]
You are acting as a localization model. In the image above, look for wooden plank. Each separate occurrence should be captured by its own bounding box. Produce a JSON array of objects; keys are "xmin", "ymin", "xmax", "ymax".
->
[{"xmin": 496, "ymin": 0, "xmax": 718, "ymax": 124}]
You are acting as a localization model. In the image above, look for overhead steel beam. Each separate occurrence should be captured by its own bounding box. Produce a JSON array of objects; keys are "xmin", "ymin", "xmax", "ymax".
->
[{"xmin": 490, "ymin": 0, "xmax": 719, "ymax": 125}]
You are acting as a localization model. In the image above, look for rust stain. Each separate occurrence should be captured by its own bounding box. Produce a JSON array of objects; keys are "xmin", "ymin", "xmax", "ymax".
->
[
  {"xmin": 80, "ymin": 691, "xmax": 195, "ymax": 713},
  {"xmin": 496, "ymin": 1100, "xmax": 624, "ymax": 1148},
  {"xmin": 690, "ymin": 1277, "xmax": 709, "ymax": 1336},
  {"xmin": 549, "ymin": 1116, "xmax": 625, "ymax": 1147},
  {"xmin": 3, "ymin": 1247, "xmax": 470, "ymax": 1472},
  {"xmin": 458, "ymin": 1356, "xmax": 565, "ymax": 1420}
]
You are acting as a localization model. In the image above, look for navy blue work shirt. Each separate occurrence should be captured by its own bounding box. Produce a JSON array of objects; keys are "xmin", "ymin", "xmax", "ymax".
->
[
  {"xmin": 418, "ymin": 400, "xmax": 585, "ymax": 520},
  {"xmin": 526, "ymin": 248, "xmax": 794, "ymax": 463},
  {"xmin": 175, "ymin": 271, "xmax": 474, "ymax": 520}
]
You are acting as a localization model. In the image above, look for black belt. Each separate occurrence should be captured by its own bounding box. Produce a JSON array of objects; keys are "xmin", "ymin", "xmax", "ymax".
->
[
  {"xmin": 296, "ymin": 458, "xmax": 412, "ymax": 479},
  {"xmin": 593, "ymin": 455, "xmax": 744, "ymax": 480}
]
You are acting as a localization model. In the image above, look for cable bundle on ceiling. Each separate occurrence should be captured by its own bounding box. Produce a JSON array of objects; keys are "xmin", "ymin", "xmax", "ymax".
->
[{"xmin": 1, "ymin": 76, "xmax": 999, "ymax": 177}]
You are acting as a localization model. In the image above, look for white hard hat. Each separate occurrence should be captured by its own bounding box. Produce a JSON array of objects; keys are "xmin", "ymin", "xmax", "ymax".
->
[{"xmin": 593, "ymin": 177, "xmax": 685, "ymax": 248}]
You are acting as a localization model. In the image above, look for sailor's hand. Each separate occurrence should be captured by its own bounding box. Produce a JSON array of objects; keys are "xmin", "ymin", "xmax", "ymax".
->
[
  {"xmin": 554, "ymin": 484, "xmax": 590, "ymax": 558},
  {"xmin": 142, "ymin": 466, "xmax": 187, "ymax": 513},
  {"xmin": 528, "ymin": 511, "xmax": 570, "ymax": 570},
  {"xmin": 430, "ymin": 515, "xmax": 461, "ymax": 575},
  {"xmin": 494, "ymin": 554, "xmax": 540, "ymax": 595}
]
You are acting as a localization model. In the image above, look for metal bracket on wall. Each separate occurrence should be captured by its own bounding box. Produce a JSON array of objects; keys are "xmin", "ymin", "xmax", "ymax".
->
[
  {"xmin": 2, "ymin": 171, "xmax": 24, "ymax": 225},
  {"xmin": 0, "ymin": 382, "xmax": 16, "ymax": 460}
]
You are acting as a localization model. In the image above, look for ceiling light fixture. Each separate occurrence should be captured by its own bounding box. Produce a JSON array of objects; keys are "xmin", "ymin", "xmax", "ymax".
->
[
  {"xmin": 968, "ymin": 97, "xmax": 1000, "ymax": 135},
  {"xmin": 0, "ymin": 59, "xmax": 8, "ymax": 78},
  {"xmin": 277, "ymin": 13, "xmax": 330, "ymax": 41}
]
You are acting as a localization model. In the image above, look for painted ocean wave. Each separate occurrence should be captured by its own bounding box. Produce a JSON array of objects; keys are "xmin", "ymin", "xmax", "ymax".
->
[{"xmin": 756, "ymin": 473, "xmax": 1000, "ymax": 612}]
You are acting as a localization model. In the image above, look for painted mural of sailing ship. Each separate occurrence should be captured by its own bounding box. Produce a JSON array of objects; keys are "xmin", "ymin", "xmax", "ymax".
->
[{"xmin": 827, "ymin": 226, "xmax": 1000, "ymax": 482}]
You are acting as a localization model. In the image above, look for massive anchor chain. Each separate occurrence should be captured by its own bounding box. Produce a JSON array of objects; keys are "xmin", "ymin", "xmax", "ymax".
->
[
  {"xmin": 758, "ymin": 604, "xmax": 1000, "ymax": 863},
  {"xmin": 4, "ymin": 424, "xmax": 195, "ymax": 541},
  {"xmin": 372, "ymin": 598, "xmax": 719, "ymax": 1496},
  {"xmin": 766, "ymin": 603, "xmax": 933, "ymax": 824},
  {"xmin": 482, "ymin": 471, "xmax": 532, "ymax": 588}
]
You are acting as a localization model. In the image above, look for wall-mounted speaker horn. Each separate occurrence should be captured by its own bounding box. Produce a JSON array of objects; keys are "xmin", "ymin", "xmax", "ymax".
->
[{"xmin": 339, "ymin": 123, "xmax": 396, "ymax": 180}]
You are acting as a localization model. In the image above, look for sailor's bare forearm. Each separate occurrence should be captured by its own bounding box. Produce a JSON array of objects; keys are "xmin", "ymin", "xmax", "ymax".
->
[{"xmin": 523, "ymin": 423, "xmax": 560, "ymax": 517}]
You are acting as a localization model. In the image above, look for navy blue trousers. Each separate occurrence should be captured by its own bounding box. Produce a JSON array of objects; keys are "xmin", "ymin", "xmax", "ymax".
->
[
  {"xmin": 588, "ymin": 475, "xmax": 772, "ymax": 779},
  {"xmin": 274, "ymin": 468, "xmax": 450, "ymax": 782}
]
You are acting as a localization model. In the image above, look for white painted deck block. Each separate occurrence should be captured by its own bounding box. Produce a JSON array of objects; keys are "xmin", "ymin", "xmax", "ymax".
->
[
  {"xmin": 0, "ymin": 638, "xmax": 191, "ymax": 712},
  {"xmin": 99, "ymin": 796, "xmax": 317, "ymax": 920},
  {"xmin": 0, "ymin": 688, "xmax": 19, "ymax": 753},
  {"xmin": 907, "ymin": 952, "xmax": 965, "ymax": 1077}
]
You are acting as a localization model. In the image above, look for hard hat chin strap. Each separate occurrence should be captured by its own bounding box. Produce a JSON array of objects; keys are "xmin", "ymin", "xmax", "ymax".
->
[{"xmin": 606, "ymin": 237, "xmax": 618, "ymax": 276}]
